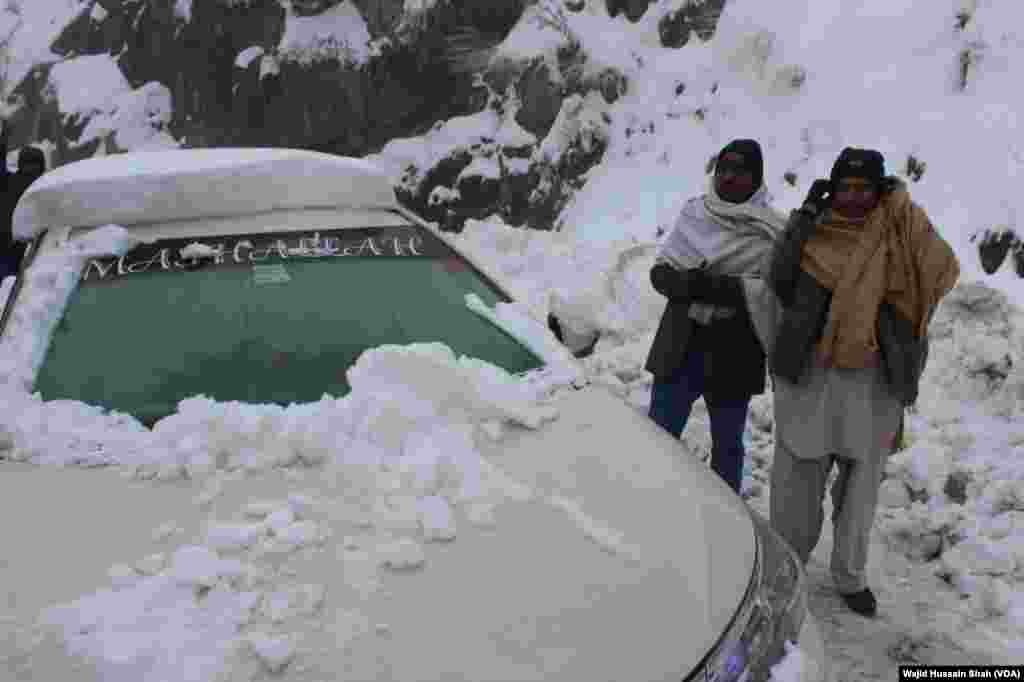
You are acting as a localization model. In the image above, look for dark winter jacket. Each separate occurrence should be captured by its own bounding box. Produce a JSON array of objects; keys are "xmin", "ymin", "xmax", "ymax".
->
[
  {"xmin": 644, "ymin": 263, "xmax": 767, "ymax": 399},
  {"xmin": 768, "ymin": 206, "xmax": 930, "ymax": 406},
  {"xmin": 0, "ymin": 141, "xmax": 44, "ymax": 274}
]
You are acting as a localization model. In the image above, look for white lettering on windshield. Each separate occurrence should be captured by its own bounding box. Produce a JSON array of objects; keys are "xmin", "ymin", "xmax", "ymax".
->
[
  {"xmin": 249, "ymin": 239, "xmax": 290, "ymax": 261},
  {"xmin": 342, "ymin": 237, "xmax": 383, "ymax": 257},
  {"xmin": 83, "ymin": 229, "xmax": 440, "ymax": 282},
  {"xmin": 233, "ymin": 240, "xmax": 254, "ymax": 263},
  {"xmin": 392, "ymin": 235, "xmax": 423, "ymax": 256},
  {"xmin": 83, "ymin": 259, "xmax": 117, "ymax": 281}
]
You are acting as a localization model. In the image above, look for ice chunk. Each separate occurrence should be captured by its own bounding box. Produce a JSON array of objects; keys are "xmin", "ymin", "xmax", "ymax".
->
[
  {"xmin": 418, "ymin": 495, "xmax": 456, "ymax": 542},
  {"xmin": 378, "ymin": 538, "xmax": 426, "ymax": 570},
  {"xmin": 152, "ymin": 521, "xmax": 182, "ymax": 542},
  {"xmin": 169, "ymin": 545, "xmax": 221, "ymax": 587},
  {"xmin": 277, "ymin": 520, "xmax": 320, "ymax": 548},
  {"xmin": 264, "ymin": 590, "xmax": 293, "ymax": 624},
  {"xmin": 107, "ymin": 563, "xmax": 139, "ymax": 589},
  {"xmin": 465, "ymin": 502, "xmax": 498, "ymax": 528},
  {"xmin": 244, "ymin": 500, "xmax": 284, "ymax": 519},
  {"xmin": 266, "ymin": 507, "xmax": 296, "ymax": 534},
  {"xmin": 479, "ymin": 419, "xmax": 505, "ymax": 442},
  {"xmin": 246, "ymin": 632, "xmax": 296, "ymax": 674},
  {"xmin": 134, "ymin": 553, "xmax": 167, "ymax": 576},
  {"xmin": 297, "ymin": 584, "xmax": 326, "ymax": 617},
  {"xmin": 205, "ymin": 522, "xmax": 267, "ymax": 552},
  {"xmin": 287, "ymin": 493, "xmax": 319, "ymax": 519},
  {"xmin": 878, "ymin": 478, "xmax": 912, "ymax": 508}
]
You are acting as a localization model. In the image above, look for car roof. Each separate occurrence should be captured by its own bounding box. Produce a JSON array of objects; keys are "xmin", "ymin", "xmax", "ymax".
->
[{"xmin": 13, "ymin": 148, "xmax": 400, "ymax": 240}]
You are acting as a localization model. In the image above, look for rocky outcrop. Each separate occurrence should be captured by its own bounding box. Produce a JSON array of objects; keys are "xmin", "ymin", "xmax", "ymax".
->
[
  {"xmin": 658, "ymin": 0, "xmax": 727, "ymax": 48},
  {"xmin": 3, "ymin": 0, "xmax": 733, "ymax": 229},
  {"xmin": 394, "ymin": 84, "xmax": 611, "ymax": 233},
  {"xmin": 605, "ymin": 0, "xmax": 653, "ymax": 23},
  {"xmin": 9, "ymin": 0, "xmax": 530, "ymax": 163},
  {"xmin": 512, "ymin": 59, "xmax": 563, "ymax": 138}
]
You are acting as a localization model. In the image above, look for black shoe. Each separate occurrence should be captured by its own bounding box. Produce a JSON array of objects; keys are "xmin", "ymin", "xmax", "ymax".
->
[{"xmin": 840, "ymin": 588, "xmax": 877, "ymax": 617}]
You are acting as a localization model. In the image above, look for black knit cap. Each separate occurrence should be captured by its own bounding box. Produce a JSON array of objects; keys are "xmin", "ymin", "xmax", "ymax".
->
[
  {"xmin": 830, "ymin": 147, "xmax": 885, "ymax": 188},
  {"xmin": 715, "ymin": 139, "xmax": 763, "ymax": 189}
]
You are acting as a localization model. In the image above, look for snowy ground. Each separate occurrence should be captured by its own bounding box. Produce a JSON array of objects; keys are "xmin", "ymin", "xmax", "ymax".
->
[{"xmin": 2, "ymin": 0, "xmax": 1024, "ymax": 680}]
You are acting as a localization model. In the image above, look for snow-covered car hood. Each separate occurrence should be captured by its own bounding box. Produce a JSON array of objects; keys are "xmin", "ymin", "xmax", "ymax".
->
[
  {"xmin": 1, "ymin": 385, "xmax": 754, "ymax": 682},
  {"xmin": 342, "ymin": 384, "xmax": 756, "ymax": 681}
]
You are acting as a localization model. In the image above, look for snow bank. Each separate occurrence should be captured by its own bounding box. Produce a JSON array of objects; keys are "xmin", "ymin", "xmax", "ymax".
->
[
  {"xmin": 0, "ymin": 225, "xmax": 139, "ymax": 391},
  {"xmin": 455, "ymin": 217, "xmax": 663, "ymax": 356},
  {"xmin": 9, "ymin": 339, "xmax": 579, "ymax": 680},
  {"xmin": 0, "ymin": 340, "xmax": 568, "ymax": 473},
  {"xmin": 769, "ymin": 640, "xmax": 823, "ymax": 682}
]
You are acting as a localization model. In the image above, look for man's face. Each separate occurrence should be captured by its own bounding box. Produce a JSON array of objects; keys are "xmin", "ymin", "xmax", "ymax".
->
[
  {"xmin": 714, "ymin": 152, "xmax": 757, "ymax": 203},
  {"xmin": 831, "ymin": 177, "xmax": 879, "ymax": 219}
]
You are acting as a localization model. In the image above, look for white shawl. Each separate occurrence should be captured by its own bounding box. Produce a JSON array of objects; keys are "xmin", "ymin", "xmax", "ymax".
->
[{"xmin": 657, "ymin": 183, "xmax": 786, "ymax": 354}]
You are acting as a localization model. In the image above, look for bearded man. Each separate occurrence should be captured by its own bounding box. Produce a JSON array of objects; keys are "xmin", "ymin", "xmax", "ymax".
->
[{"xmin": 768, "ymin": 148, "xmax": 959, "ymax": 617}]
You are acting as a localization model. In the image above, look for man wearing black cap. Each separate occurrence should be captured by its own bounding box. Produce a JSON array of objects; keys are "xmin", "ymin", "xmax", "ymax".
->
[
  {"xmin": 0, "ymin": 120, "xmax": 46, "ymax": 280},
  {"xmin": 767, "ymin": 147, "xmax": 960, "ymax": 617},
  {"xmin": 645, "ymin": 139, "xmax": 786, "ymax": 493}
]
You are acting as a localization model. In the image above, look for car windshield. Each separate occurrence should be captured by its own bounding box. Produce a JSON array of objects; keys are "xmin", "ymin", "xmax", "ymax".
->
[{"xmin": 33, "ymin": 223, "xmax": 544, "ymax": 426}]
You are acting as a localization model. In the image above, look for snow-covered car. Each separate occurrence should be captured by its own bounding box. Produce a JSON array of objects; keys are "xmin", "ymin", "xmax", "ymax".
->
[{"xmin": 0, "ymin": 149, "xmax": 825, "ymax": 681}]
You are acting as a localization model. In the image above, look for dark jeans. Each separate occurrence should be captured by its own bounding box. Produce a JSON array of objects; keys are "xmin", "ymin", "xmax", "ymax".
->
[
  {"xmin": 0, "ymin": 253, "xmax": 18, "ymax": 281},
  {"xmin": 648, "ymin": 348, "xmax": 751, "ymax": 493}
]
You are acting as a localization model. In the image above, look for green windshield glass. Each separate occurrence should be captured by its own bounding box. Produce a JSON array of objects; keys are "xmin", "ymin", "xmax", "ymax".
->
[{"xmin": 33, "ymin": 225, "xmax": 544, "ymax": 425}]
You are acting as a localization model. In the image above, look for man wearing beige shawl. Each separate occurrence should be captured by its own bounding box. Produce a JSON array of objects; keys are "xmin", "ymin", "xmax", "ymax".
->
[{"xmin": 768, "ymin": 148, "xmax": 960, "ymax": 617}]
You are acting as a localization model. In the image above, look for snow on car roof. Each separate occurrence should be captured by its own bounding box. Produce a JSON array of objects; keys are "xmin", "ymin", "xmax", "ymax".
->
[{"xmin": 12, "ymin": 148, "xmax": 400, "ymax": 240}]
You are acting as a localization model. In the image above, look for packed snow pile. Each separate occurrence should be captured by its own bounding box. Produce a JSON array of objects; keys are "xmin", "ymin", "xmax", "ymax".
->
[
  {"xmin": 0, "ymin": 339, "xmax": 565, "ymax": 474},
  {"xmin": 5, "ymin": 340, "xmax": 571, "ymax": 679},
  {"xmin": 0, "ymin": 225, "xmax": 139, "ymax": 390},
  {"xmin": 874, "ymin": 281, "xmax": 1024, "ymax": 643}
]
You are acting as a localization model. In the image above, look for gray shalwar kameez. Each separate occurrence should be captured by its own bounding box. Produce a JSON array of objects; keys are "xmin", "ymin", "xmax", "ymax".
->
[{"xmin": 770, "ymin": 356, "xmax": 903, "ymax": 594}]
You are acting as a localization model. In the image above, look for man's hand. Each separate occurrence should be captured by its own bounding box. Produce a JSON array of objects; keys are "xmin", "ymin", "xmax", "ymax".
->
[
  {"xmin": 973, "ymin": 228, "xmax": 1018, "ymax": 275},
  {"xmin": 802, "ymin": 179, "xmax": 832, "ymax": 214},
  {"xmin": 650, "ymin": 262, "xmax": 699, "ymax": 301}
]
